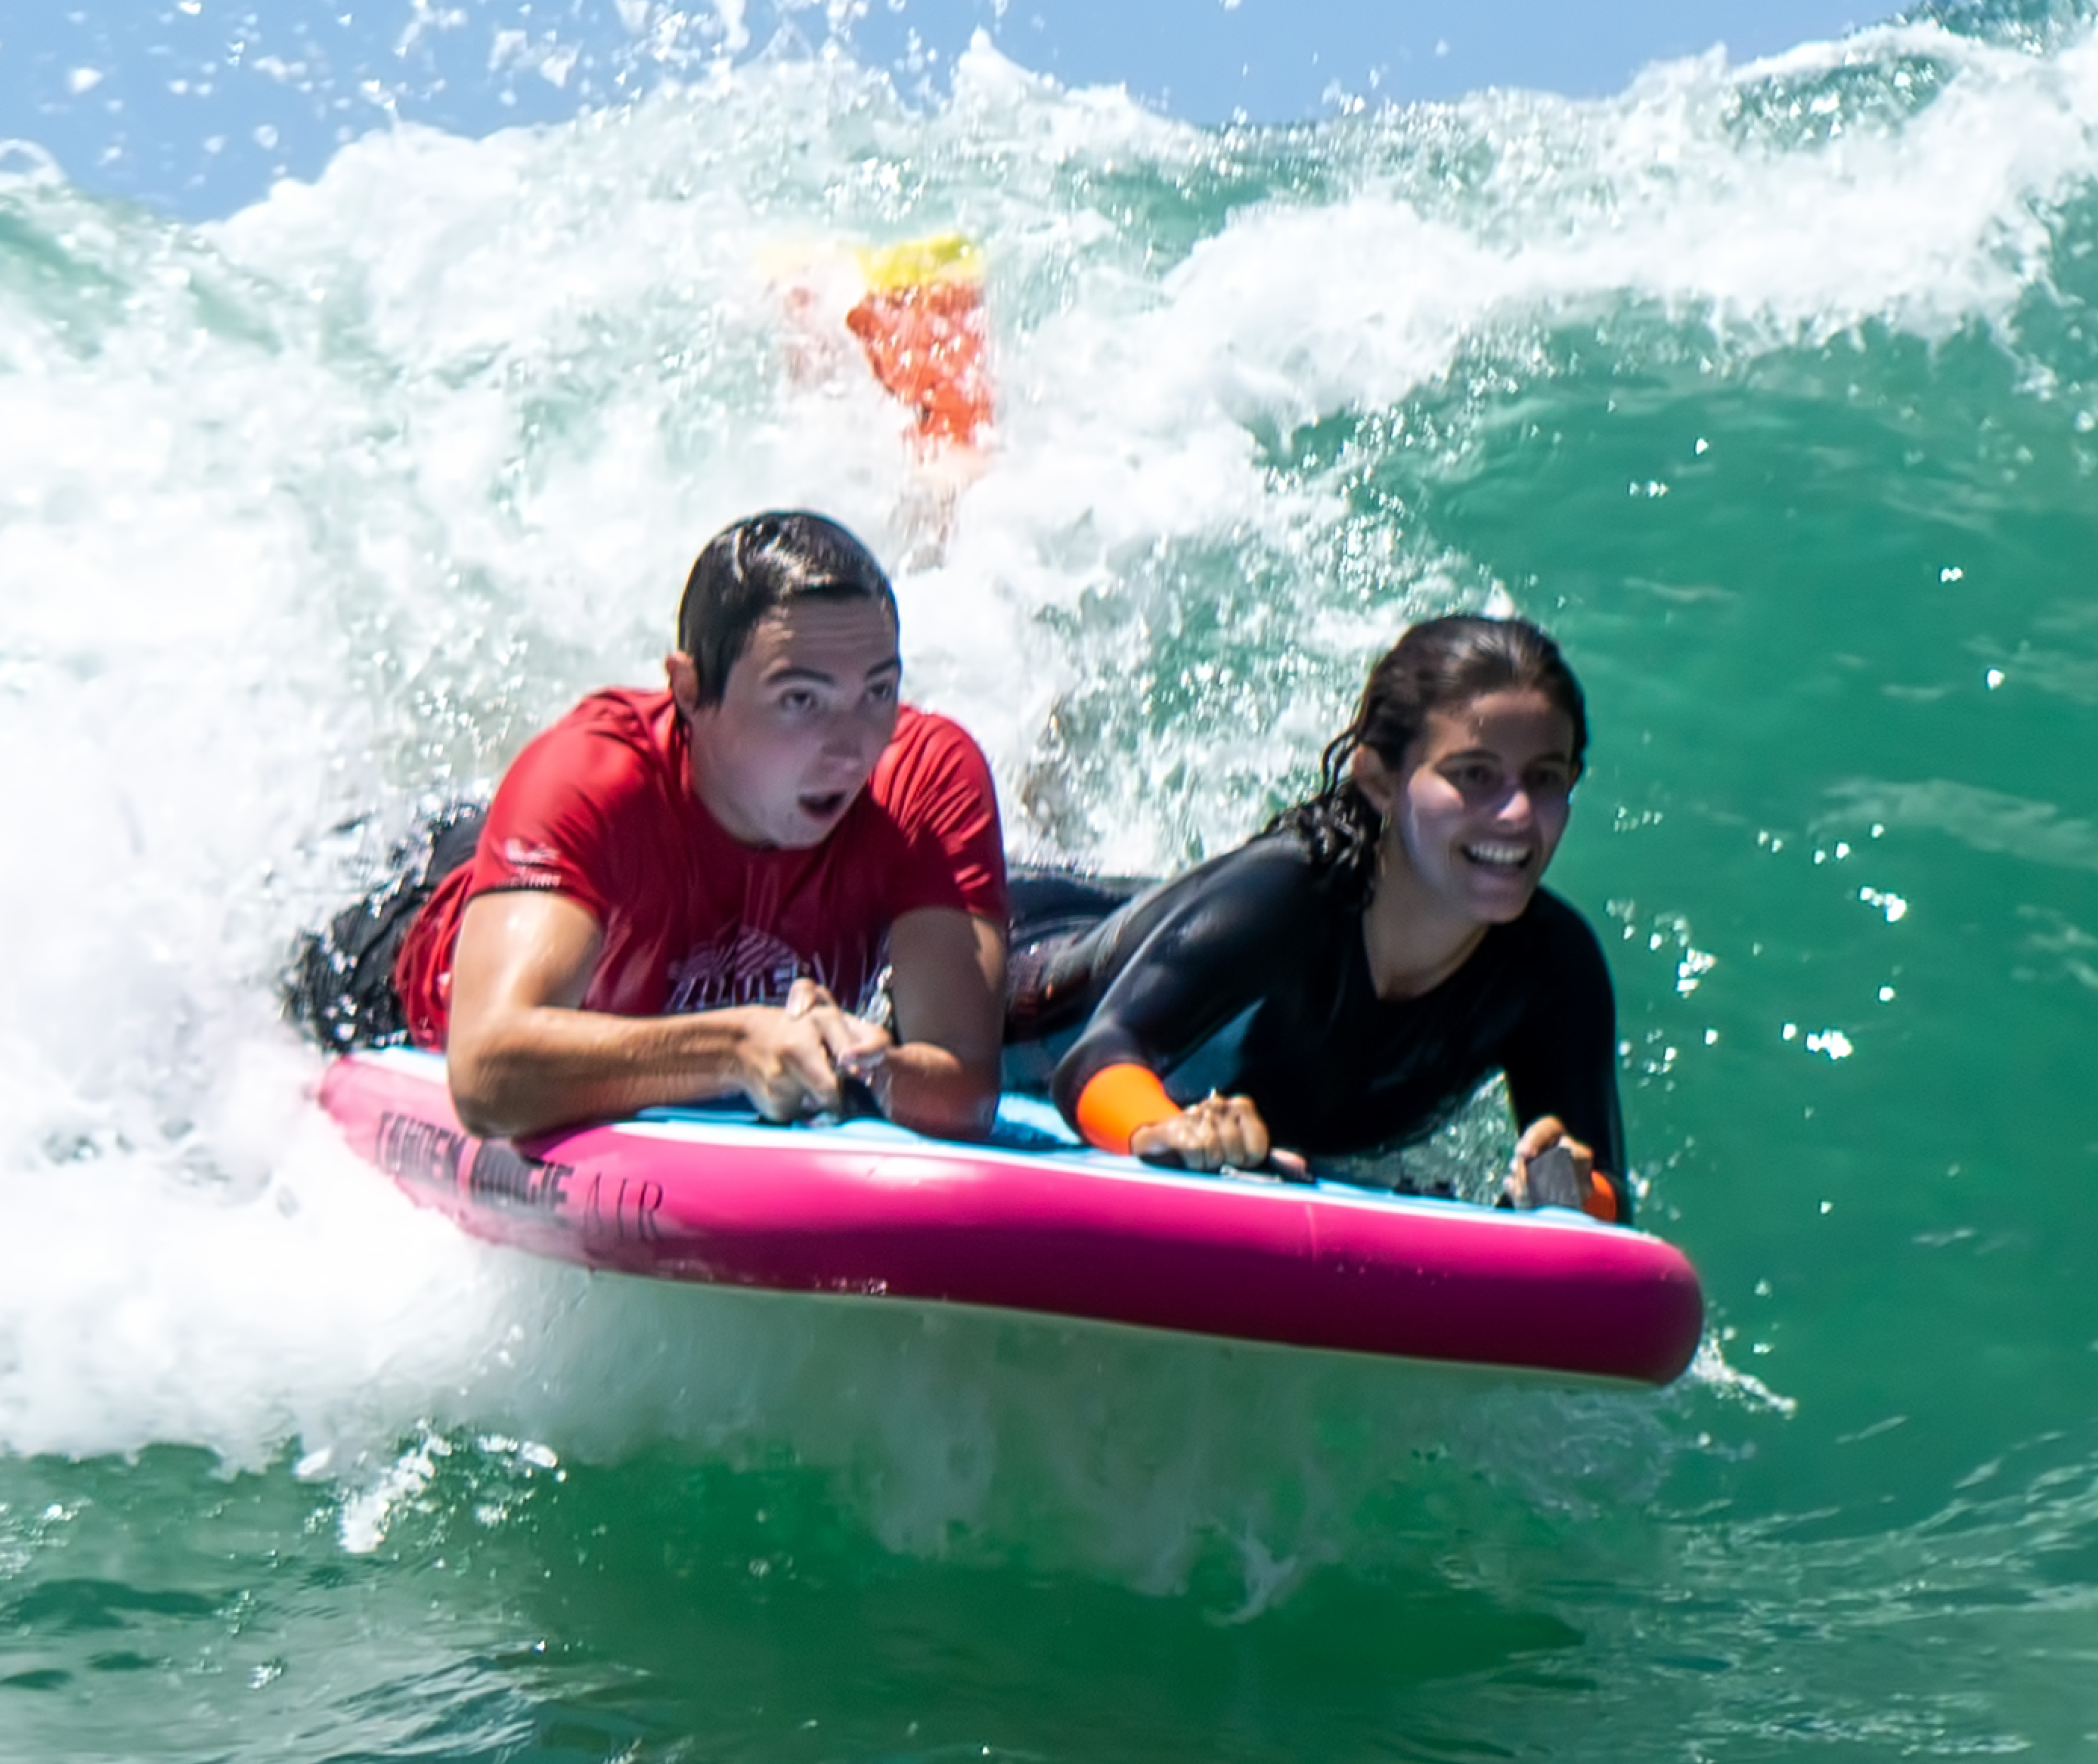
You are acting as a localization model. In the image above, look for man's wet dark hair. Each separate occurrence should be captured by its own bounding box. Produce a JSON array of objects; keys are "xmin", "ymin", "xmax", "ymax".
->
[
  {"xmin": 676, "ymin": 511, "xmax": 898, "ymax": 704},
  {"xmin": 1268, "ymin": 615, "xmax": 1589, "ymax": 902}
]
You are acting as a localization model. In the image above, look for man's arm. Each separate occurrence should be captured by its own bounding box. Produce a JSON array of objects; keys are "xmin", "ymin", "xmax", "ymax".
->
[
  {"xmin": 445, "ymin": 891, "xmax": 880, "ymax": 1139},
  {"xmin": 847, "ymin": 906, "xmax": 1005, "ymax": 1140}
]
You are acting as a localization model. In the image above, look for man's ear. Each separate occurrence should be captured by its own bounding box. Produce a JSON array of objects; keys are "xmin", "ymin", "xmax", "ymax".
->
[
  {"xmin": 665, "ymin": 652, "xmax": 703, "ymax": 718},
  {"xmin": 1350, "ymin": 744, "xmax": 1399, "ymax": 817}
]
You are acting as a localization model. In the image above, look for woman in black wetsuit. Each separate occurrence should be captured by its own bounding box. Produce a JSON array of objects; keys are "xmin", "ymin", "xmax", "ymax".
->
[{"xmin": 1006, "ymin": 615, "xmax": 1629, "ymax": 1222}]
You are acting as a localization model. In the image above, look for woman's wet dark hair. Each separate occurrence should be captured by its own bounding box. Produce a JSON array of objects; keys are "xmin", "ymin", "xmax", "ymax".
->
[
  {"xmin": 677, "ymin": 510, "xmax": 897, "ymax": 704},
  {"xmin": 1268, "ymin": 615, "xmax": 1589, "ymax": 901}
]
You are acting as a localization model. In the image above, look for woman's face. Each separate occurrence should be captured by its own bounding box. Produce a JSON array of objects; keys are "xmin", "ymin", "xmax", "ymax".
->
[{"xmin": 1358, "ymin": 687, "xmax": 1580, "ymax": 925}]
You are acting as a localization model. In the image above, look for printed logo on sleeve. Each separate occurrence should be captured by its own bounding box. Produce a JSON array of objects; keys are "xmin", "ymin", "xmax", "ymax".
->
[{"xmin": 499, "ymin": 837, "xmax": 563, "ymax": 887}]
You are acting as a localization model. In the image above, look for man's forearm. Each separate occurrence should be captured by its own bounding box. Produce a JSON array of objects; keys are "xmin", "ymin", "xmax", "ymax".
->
[
  {"xmin": 451, "ymin": 1006, "xmax": 997, "ymax": 1145},
  {"xmin": 449, "ymin": 1006, "xmax": 757, "ymax": 1140},
  {"xmin": 867, "ymin": 1042, "xmax": 1001, "ymax": 1141}
]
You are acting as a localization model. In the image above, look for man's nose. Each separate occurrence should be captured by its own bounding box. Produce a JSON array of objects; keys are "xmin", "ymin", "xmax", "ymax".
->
[{"xmin": 821, "ymin": 706, "xmax": 881, "ymax": 760}]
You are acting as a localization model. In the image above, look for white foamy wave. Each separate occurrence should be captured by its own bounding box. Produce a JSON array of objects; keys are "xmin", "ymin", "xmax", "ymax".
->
[
  {"xmin": 1686, "ymin": 1336, "xmax": 1801, "ymax": 1418},
  {"xmin": 296, "ymin": 1269, "xmax": 1687, "ymax": 1597},
  {"xmin": 1088, "ymin": 20, "xmax": 2098, "ymax": 439}
]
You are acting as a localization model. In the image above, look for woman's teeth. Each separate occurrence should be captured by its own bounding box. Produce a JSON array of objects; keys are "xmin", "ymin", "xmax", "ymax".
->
[{"xmin": 1465, "ymin": 842, "xmax": 1530, "ymax": 870}]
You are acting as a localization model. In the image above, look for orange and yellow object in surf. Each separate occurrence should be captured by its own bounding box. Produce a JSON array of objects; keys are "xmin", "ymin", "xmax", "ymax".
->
[{"xmin": 843, "ymin": 233, "xmax": 993, "ymax": 452}]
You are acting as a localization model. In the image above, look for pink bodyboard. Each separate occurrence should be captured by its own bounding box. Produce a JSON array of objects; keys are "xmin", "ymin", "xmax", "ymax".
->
[{"xmin": 321, "ymin": 1049, "xmax": 1703, "ymax": 1385}]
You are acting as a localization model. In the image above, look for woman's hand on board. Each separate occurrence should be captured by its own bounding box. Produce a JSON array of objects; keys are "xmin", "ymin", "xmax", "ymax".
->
[
  {"xmin": 1504, "ymin": 1114, "xmax": 1615, "ymax": 1217},
  {"xmin": 1129, "ymin": 1093, "xmax": 1309, "ymax": 1178}
]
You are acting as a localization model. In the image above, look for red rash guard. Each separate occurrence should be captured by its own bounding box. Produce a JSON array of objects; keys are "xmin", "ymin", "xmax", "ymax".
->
[{"xmin": 392, "ymin": 689, "xmax": 1006, "ymax": 1048}]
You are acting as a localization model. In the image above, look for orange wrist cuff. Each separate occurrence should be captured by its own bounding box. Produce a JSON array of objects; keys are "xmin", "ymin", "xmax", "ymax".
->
[
  {"xmin": 1074, "ymin": 1063, "xmax": 1181, "ymax": 1155},
  {"xmin": 1583, "ymin": 1171, "xmax": 1619, "ymax": 1222}
]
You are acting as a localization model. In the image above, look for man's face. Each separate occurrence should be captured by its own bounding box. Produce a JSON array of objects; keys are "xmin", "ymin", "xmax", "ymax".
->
[{"xmin": 678, "ymin": 597, "xmax": 902, "ymax": 849}]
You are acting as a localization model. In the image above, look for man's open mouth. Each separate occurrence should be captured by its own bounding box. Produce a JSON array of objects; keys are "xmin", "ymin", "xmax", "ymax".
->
[{"xmin": 799, "ymin": 791, "xmax": 850, "ymax": 820}]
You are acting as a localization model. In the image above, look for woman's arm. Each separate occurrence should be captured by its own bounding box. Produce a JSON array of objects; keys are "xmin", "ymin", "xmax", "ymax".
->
[
  {"xmin": 1048, "ymin": 845, "xmax": 1311, "ymax": 1168},
  {"xmin": 1502, "ymin": 898, "xmax": 1631, "ymax": 1222}
]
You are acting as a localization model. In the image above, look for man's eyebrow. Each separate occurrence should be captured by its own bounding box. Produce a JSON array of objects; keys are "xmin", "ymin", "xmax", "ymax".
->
[{"xmin": 762, "ymin": 655, "xmax": 902, "ymax": 686}]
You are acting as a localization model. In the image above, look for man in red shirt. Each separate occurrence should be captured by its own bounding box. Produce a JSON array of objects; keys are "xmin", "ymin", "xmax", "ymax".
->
[{"xmin": 387, "ymin": 510, "xmax": 1008, "ymax": 1141}]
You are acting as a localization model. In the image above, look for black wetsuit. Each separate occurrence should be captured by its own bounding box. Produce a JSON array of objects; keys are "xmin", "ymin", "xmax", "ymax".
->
[{"xmin": 1004, "ymin": 834, "xmax": 1628, "ymax": 1214}]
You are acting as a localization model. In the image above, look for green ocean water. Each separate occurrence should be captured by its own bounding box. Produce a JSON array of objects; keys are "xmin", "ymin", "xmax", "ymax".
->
[{"xmin": 3, "ymin": 4, "xmax": 2097, "ymax": 1757}]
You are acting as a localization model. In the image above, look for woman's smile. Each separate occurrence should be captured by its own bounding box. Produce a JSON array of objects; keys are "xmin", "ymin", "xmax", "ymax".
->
[{"xmin": 1462, "ymin": 838, "xmax": 1537, "ymax": 871}]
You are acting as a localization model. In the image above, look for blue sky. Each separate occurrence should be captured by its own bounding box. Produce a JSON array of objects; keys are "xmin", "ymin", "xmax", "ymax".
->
[
  {"xmin": 1, "ymin": 0, "xmax": 1891, "ymax": 219},
  {"xmin": 854, "ymin": 0, "xmax": 1891, "ymax": 118}
]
